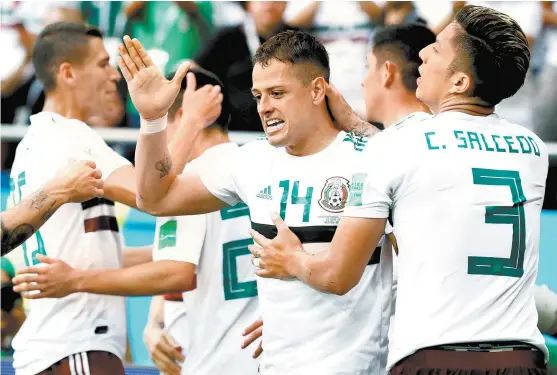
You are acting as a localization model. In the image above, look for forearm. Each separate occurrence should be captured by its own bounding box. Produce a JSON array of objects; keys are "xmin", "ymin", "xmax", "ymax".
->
[
  {"xmin": 291, "ymin": 251, "xmax": 344, "ymax": 294},
  {"xmin": 167, "ymin": 117, "xmax": 202, "ymax": 175},
  {"xmin": 1, "ymin": 184, "xmax": 68, "ymax": 255},
  {"xmin": 135, "ymin": 125, "xmax": 177, "ymax": 210},
  {"xmin": 74, "ymin": 260, "xmax": 195, "ymax": 296},
  {"xmin": 147, "ymin": 295, "xmax": 165, "ymax": 328},
  {"xmin": 122, "ymin": 246, "xmax": 153, "ymax": 268}
]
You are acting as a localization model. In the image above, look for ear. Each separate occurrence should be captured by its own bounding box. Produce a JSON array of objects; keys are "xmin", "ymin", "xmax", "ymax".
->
[
  {"xmin": 310, "ymin": 76, "xmax": 327, "ymax": 105},
  {"xmin": 58, "ymin": 62, "xmax": 76, "ymax": 88},
  {"xmin": 448, "ymin": 71, "xmax": 472, "ymax": 95},
  {"xmin": 382, "ymin": 60, "xmax": 396, "ymax": 88}
]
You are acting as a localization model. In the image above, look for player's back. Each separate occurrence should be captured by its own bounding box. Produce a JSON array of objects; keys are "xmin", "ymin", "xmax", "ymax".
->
[
  {"xmin": 183, "ymin": 202, "xmax": 260, "ymax": 375},
  {"xmin": 381, "ymin": 112, "xmax": 548, "ymax": 368},
  {"xmin": 9, "ymin": 113, "xmax": 127, "ymax": 375}
]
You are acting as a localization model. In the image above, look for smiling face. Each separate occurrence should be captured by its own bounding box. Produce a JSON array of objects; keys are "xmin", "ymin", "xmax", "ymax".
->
[
  {"xmin": 71, "ymin": 37, "xmax": 121, "ymax": 119},
  {"xmin": 416, "ymin": 22, "xmax": 462, "ymax": 112},
  {"xmin": 251, "ymin": 59, "xmax": 319, "ymax": 148}
]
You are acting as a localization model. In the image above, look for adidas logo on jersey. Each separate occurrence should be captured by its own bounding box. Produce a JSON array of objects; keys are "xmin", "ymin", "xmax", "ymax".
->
[{"xmin": 256, "ymin": 185, "xmax": 272, "ymax": 200}]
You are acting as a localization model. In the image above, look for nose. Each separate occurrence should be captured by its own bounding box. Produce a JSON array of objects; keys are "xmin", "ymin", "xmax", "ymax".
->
[
  {"xmin": 110, "ymin": 65, "xmax": 121, "ymax": 81},
  {"xmin": 257, "ymin": 95, "xmax": 273, "ymax": 117},
  {"xmin": 419, "ymin": 45, "xmax": 429, "ymax": 64}
]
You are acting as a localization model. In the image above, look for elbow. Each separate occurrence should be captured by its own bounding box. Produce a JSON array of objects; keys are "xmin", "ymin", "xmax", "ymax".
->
[
  {"xmin": 136, "ymin": 196, "xmax": 165, "ymax": 216},
  {"xmin": 168, "ymin": 267, "xmax": 196, "ymax": 292},
  {"xmin": 321, "ymin": 270, "xmax": 357, "ymax": 296}
]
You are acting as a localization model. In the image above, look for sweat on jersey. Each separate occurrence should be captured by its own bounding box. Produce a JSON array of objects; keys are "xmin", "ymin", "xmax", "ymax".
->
[
  {"xmin": 198, "ymin": 133, "xmax": 394, "ymax": 375},
  {"xmin": 153, "ymin": 148, "xmax": 261, "ymax": 375},
  {"xmin": 9, "ymin": 112, "xmax": 130, "ymax": 375},
  {"xmin": 344, "ymin": 111, "xmax": 549, "ymax": 369}
]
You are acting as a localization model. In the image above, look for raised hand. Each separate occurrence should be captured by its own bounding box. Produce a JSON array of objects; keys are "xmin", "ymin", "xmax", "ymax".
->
[
  {"xmin": 181, "ymin": 72, "xmax": 223, "ymax": 129},
  {"xmin": 248, "ymin": 213, "xmax": 305, "ymax": 279},
  {"xmin": 117, "ymin": 35, "xmax": 189, "ymax": 120}
]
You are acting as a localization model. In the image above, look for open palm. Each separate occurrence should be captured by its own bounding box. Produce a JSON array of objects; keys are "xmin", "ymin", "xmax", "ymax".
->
[{"xmin": 117, "ymin": 36, "xmax": 189, "ymax": 120}]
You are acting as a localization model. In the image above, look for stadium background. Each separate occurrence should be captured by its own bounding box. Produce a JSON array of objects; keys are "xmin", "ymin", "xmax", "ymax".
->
[{"xmin": 1, "ymin": 1, "xmax": 556, "ymax": 373}]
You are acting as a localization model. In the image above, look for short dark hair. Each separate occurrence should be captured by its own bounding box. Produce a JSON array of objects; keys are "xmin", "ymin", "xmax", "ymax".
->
[
  {"xmin": 167, "ymin": 67, "xmax": 232, "ymax": 131},
  {"xmin": 253, "ymin": 30, "xmax": 330, "ymax": 84},
  {"xmin": 32, "ymin": 22, "xmax": 102, "ymax": 93},
  {"xmin": 372, "ymin": 23, "xmax": 436, "ymax": 92},
  {"xmin": 451, "ymin": 5, "xmax": 530, "ymax": 106}
]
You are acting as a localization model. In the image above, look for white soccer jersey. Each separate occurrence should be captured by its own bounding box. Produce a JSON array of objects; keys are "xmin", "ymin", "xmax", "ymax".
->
[
  {"xmin": 344, "ymin": 111, "xmax": 549, "ymax": 369},
  {"xmin": 199, "ymin": 135, "xmax": 394, "ymax": 375},
  {"xmin": 153, "ymin": 146, "xmax": 260, "ymax": 375},
  {"xmin": 9, "ymin": 112, "xmax": 130, "ymax": 375}
]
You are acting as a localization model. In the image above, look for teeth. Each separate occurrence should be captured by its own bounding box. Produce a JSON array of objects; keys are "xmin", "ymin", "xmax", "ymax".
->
[{"xmin": 267, "ymin": 119, "xmax": 283, "ymax": 127}]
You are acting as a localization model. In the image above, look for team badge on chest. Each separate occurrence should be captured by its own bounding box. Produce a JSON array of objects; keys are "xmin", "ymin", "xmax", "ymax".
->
[{"xmin": 319, "ymin": 177, "xmax": 350, "ymax": 213}]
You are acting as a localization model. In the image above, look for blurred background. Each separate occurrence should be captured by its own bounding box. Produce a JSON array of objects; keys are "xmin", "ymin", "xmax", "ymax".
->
[{"xmin": 1, "ymin": 1, "xmax": 556, "ymax": 373}]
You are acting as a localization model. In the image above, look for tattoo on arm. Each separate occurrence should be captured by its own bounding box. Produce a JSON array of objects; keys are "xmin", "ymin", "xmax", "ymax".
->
[
  {"xmin": 41, "ymin": 200, "xmax": 58, "ymax": 222},
  {"xmin": 30, "ymin": 189, "xmax": 48, "ymax": 210},
  {"xmin": 350, "ymin": 118, "xmax": 381, "ymax": 137},
  {"xmin": 155, "ymin": 155, "xmax": 172, "ymax": 179},
  {"xmin": 1, "ymin": 219, "xmax": 35, "ymax": 255}
]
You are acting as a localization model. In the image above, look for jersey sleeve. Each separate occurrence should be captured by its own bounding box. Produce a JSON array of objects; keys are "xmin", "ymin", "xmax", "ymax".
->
[
  {"xmin": 343, "ymin": 132, "xmax": 398, "ymax": 219},
  {"xmin": 153, "ymin": 215, "xmax": 207, "ymax": 265},
  {"xmin": 71, "ymin": 122, "xmax": 131, "ymax": 180},
  {"xmin": 196, "ymin": 144, "xmax": 242, "ymax": 206}
]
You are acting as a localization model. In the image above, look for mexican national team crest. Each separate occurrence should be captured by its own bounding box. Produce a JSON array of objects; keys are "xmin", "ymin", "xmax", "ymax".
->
[{"xmin": 319, "ymin": 177, "xmax": 350, "ymax": 213}]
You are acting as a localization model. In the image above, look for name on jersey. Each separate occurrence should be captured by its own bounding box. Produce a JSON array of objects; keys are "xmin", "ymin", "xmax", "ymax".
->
[{"xmin": 424, "ymin": 130, "xmax": 541, "ymax": 157}]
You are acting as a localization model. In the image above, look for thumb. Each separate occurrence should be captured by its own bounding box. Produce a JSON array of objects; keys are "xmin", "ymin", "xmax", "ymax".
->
[
  {"xmin": 36, "ymin": 255, "xmax": 56, "ymax": 264},
  {"xmin": 82, "ymin": 160, "xmax": 97, "ymax": 169},
  {"xmin": 172, "ymin": 61, "xmax": 191, "ymax": 87},
  {"xmin": 185, "ymin": 71, "xmax": 197, "ymax": 92}
]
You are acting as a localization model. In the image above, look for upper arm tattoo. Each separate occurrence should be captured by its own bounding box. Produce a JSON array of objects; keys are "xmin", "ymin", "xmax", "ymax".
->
[{"xmin": 155, "ymin": 155, "xmax": 172, "ymax": 179}]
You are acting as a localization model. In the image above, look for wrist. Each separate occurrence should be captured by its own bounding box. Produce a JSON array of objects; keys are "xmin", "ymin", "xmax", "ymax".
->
[
  {"xmin": 140, "ymin": 114, "xmax": 168, "ymax": 134},
  {"xmin": 288, "ymin": 248, "xmax": 306, "ymax": 279},
  {"xmin": 43, "ymin": 181, "xmax": 72, "ymax": 206},
  {"xmin": 69, "ymin": 269, "xmax": 88, "ymax": 293}
]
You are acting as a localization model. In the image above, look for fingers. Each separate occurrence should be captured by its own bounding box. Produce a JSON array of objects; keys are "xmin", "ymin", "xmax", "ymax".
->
[
  {"xmin": 36, "ymin": 255, "xmax": 55, "ymax": 264},
  {"xmin": 117, "ymin": 56, "xmax": 133, "ymax": 82},
  {"xmin": 12, "ymin": 273, "xmax": 43, "ymax": 285},
  {"xmin": 162, "ymin": 334, "xmax": 185, "ymax": 363},
  {"xmin": 82, "ymin": 160, "xmax": 97, "ymax": 169},
  {"xmin": 118, "ymin": 43, "xmax": 138, "ymax": 76},
  {"xmin": 15, "ymin": 265, "xmax": 47, "ymax": 276},
  {"xmin": 172, "ymin": 61, "xmax": 191, "ymax": 87},
  {"xmin": 132, "ymin": 38, "xmax": 154, "ymax": 67},
  {"xmin": 123, "ymin": 35, "xmax": 144, "ymax": 72},
  {"xmin": 249, "ymin": 229, "xmax": 272, "ymax": 248},
  {"xmin": 185, "ymin": 72, "xmax": 197, "ymax": 92},
  {"xmin": 253, "ymin": 341, "xmax": 263, "ymax": 359},
  {"xmin": 151, "ymin": 349, "xmax": 182, "ymax": 375},
  {"xmin": 242, "ymin": 319, "xmax": 263, "ymax": 336},
  {"xmin": 12, "ymin": 279, "xmax": 42, "ymax": 293},
  {"xmin": 270, "ymin": 212, "xmax": 289, "ymax": 233},
  {"xmin": 93, "ymin": 168, "xmax": 103, "ymax": 179},
  {"xmin": 255, "ymin": 268, "xmax": 273, "ymax": 278}
]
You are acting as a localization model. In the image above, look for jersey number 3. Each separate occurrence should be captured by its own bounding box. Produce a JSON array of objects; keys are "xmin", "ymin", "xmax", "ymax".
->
[
  {"xmin": 9, "ymin": 171, "xmax": 47, "ymax": 266},
  {"xmin": 468, "ymin": 168, "xmax": 526, "ymax": 278}
]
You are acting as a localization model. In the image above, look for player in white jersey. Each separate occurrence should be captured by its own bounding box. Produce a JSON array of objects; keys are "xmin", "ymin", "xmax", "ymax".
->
[
  {"xmin": 15, "ymin": 68, "xmax": 260, "ymax": 375},
  {"xmin": 125, "ymin": 30, "xmax": 392, "ymax": 374},
  {"xmin": 9, "ymin": 22, "xmax": 218, "ymax": 375},
  {"xmin": 249, "ymin": 5, "xmax": 549, "ymax": 375},
  {"xmin": 1, "ymin": 160, "xmax": 103, "ymax": 255}
]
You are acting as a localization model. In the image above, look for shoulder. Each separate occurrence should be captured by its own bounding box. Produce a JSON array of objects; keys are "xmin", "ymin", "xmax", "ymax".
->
[{"xmin": 240, "ymin": 137, "xmax": 273, "ymax": 154}]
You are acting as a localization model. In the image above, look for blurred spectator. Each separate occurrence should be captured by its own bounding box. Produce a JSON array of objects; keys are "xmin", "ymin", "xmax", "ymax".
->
[
  {"xmin": 284, "ymin": 1, "xmax": 382, "ymax": 116},
  {"xmin": 211, "ymin": 1, "xmax": 246, "ymax": 28},
  {"xmin": 532, "ymin": 2, "xmax": 557, "ymax": 142},
  {"xmin": 381, "ymin": 2, "xmax": 427, "ymax": 26},
  {"xmin": 194, "ymin": 1, "xmax": 296, "ymax": 132},
  {"xmin": 124, "ymin": 1, "xmax": 213, "ymax": 130}
]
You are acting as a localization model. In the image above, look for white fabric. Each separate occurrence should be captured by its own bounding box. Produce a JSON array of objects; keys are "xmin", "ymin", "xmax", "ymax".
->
[
  {"xmin": 198, "ymin": 134, "xmax": 393, "ymax": 375},
  {"xmin": 154, "ymin": 144, "xmax": 260, "ymax": 375},
  {"xmin": 545, "ymin": 3, "xmax": 557, "ymax": 68},
  {"xmin": 163, "ymin": 300, "xmax": 189, "ymax": 353},
  {"xmin": 344, "ymin": 111, "xmax": 549, "ymax": 369},
  {"xmin": 10, "ymin": 112, "xmax": 130, "ymax": 375}
]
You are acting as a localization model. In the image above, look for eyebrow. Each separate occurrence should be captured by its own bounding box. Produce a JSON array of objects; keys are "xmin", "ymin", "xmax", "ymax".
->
[{"xmin": 251, "ymin": 86, "xmax": 285, "ymax": 94}]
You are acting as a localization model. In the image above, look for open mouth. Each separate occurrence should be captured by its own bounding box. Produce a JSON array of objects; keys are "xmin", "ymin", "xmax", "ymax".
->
[{"xmin": 266, "ymin": 119, "xmax": 285, "ymax": 134}]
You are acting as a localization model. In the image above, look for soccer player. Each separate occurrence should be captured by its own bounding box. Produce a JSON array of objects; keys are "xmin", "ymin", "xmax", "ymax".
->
[
  {"xmin": 15, "ymin": 68, "xmax": 261, "ymax": 375},
  {"xmin": 8, "ymin": 22, "xmax": 218, "ymax": 375},
  {"xmin": 125, "ymin": 30, "xmax": 391, "ymax": 374},
  {"xmin": 1, "ymin": 160, "xmax": 103, "ymax": 255},
  {"xmin": 249, "ymin": 5, "xmax": 549, "ymax": 374}
]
